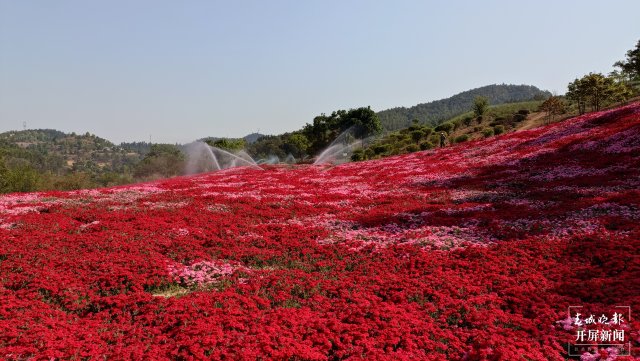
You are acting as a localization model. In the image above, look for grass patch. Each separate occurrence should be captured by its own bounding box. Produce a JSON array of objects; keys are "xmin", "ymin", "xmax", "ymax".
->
[{"xmin": 146, "ymin": 282, "xmax": 190, "ymax": 298}]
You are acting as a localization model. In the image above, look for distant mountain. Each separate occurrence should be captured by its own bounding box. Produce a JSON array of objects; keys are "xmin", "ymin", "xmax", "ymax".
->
[{"xmin": 377, "ymin": 84, "xmax": 551, "ymax": 131}]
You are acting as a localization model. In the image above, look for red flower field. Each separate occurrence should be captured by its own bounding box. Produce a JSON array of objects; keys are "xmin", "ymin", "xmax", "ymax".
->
[{"xmin": 1, "ymin": 104, "xmax": 639, "ymax": 360}]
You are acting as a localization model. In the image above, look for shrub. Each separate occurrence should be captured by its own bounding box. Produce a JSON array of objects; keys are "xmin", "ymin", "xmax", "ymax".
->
[
  {"xmin": 473, "ymin": 96, "xmax": 489, "ymax": 117},
  {"xmin": 454, "ymin": 134, "xmax": 469, "ymax": 143},
  {"xmin": 513, "ymin": 113, "xmax": 527, "ymax": 122},
  {"xmin": 373, "ymin": 144, "xmax": 390, "ymax": 155},
  {"xmin": 493, "ymin": 125, "xmax": 505, "ymax": 135},
  {"xmin": 405, "ymin": 144, "xmax": 420, "ymax": 152},
  {"xmin": 490, "ymin": 117, "xmax": 506, "ymax": 127},
  {"xmin": 364, "ymin": 148, "xmax": 375, "ymax": 159},
  {"xmin": 389, "ymin": 132, "xmax": 402, "ymax": 142},
  {"xmin": 517, "ymin": 109, "xmax": 530, "ymax": 115},
  {"xmin": 434, "ymin": 122, "xmax": 454, "ymax": 134},
  {"xmin": 410, "ymin": 130, "xmax": 425, "ymax": 144},
  {"xmin": 462, "ymin": 116, "xmax": 474, "ymax": 126},
  {"xmin": 351, "ymin": 149, "xmax": 365, "ymax": 161},
  {"xmin": 51, "ymin": 172, "xmax": 94, "ymax": 191},
  {"xmin": 482, "ymin": 128, "xmax": 495, "ymax": 138},
  {"xmin": 419, "ymin": 141, "xmax": 433, "ymax": 150}
]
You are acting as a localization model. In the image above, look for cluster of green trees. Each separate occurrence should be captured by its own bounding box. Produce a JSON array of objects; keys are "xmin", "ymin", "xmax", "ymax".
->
[
  {"xmin": 132, "ymin": 144, "xmax": 185, "ymax": 179},
  {"xmin": 0, "ymin": 153, "xmax": 135, "ymax": 194},
  {"xmin": 0, "ymin": 156, "xmax": 40, "ymax": 193},
  {"xmin": 614, "ymin": 40, "xmax": 640, "ymax": 89},
  {"xmin": 302, "ymin": 107, "xmax": 381, "ymax": 155},
  {"xmin": 244, "ymin": 107, "xmax": 381, "ymax": 161},
  {"xmin": 539, "ymin": 96, "xmax": 565, "ymax": 124},
  {"xmin": 205, "ymin": 138, "xmax": 246, "ymax": 152},
  {"xmin": 566, "ymin": 73, "xmax": 633, "ymax": 114},
  {"xmin": 566, "ymin": 40, "xmax": 639, "ymax": 114}
]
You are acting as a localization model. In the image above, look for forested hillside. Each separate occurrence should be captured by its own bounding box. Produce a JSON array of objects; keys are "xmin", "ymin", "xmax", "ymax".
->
[
  {"xmin": 0, "ymin": 130, "xmax": 144, "ymax": 192},
  {"xmin": 377, "ymin": 84, "xmax": 550, "ymax": 130},
  {"xmin": 0, "ymin": 129, "xmax": 141, "ymax": 174}
]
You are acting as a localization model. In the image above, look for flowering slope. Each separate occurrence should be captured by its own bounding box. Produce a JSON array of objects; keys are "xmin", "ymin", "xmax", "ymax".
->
[{"xmin": 1, "ymin": 104, "xmax": 639, "ymax": 360}]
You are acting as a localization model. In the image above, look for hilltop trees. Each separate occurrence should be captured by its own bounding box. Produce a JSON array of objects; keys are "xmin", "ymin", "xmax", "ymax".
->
[
  {"xmin": 606, "ymin": 74, "xmax": 635, "ymax": 107},
  {"xmin": 566, "ymin": 77, "xmax": 588, "ymax": 114},
  {"xmin": 614, "ymin": 39, "xmax": 640, "ymax": 86},
  {"xmin": 582, "ymin": 73, "xmax": 612, "ymax": 111},
  {"xmin": 566, "ymin": 73, "xmax": 610, "ymax": 113},
  {"xmin": 610, "ymin": 39, "xmax": 639, "ymax": 99},
  {"xmin": 566, "ymin": 73, "xmax": 633, "ymax": 114},
  {"xmin": 566, "ymin": 40, "xmax": 639, "ymax": 115}
]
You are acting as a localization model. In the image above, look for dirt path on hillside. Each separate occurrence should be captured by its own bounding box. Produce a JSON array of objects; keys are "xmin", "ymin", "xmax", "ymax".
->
[{"xmin": 519, "ymin": 112, "xmax": 547, "ymax": 130}]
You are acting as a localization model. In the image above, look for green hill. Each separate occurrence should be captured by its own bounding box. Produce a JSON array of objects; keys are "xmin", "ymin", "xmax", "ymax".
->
[
  {"xmin": 0, "ymin": 129, "xmax": 143, "ymax": 192},
  {"xmin": 353, "ymin": 100, "xmax": 549, "ymax": 160},
  {"xmin": 377, "ymin": 84, "xmax": 550, "ymax": 131},
  {"xmin": 0, "ymin": 129, "xmax": 140, "ymax": 174}
]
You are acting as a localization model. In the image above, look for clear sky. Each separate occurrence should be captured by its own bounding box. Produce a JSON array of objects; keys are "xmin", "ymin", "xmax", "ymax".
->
[{"xmin": 1, "ymin": 1, "xmax": 639, "ymax": 144}]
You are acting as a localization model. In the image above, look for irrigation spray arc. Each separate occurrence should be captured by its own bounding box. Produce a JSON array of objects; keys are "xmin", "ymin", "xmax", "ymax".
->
[
  {"xmin": 313, "ymin": 126, "xmax": 377, "ymax": 165},
  {"xmin": 183, "ymin": 141, "xmax": 262, "ymax": 174},
  {"xmin": 184, "ymin": 127, "xmax": 376, "ymax": 174}
]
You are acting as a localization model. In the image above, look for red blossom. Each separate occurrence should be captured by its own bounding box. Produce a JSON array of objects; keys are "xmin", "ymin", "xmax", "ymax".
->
[{"xmin": 0, "ymin": 103, "xmax": 639, "ymax": 359}]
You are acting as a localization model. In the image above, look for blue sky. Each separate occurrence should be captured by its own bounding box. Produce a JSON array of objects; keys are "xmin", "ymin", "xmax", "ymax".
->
[{"xmin": 1, "ymin": 1, "xmax": 639, "ymax": 143}]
